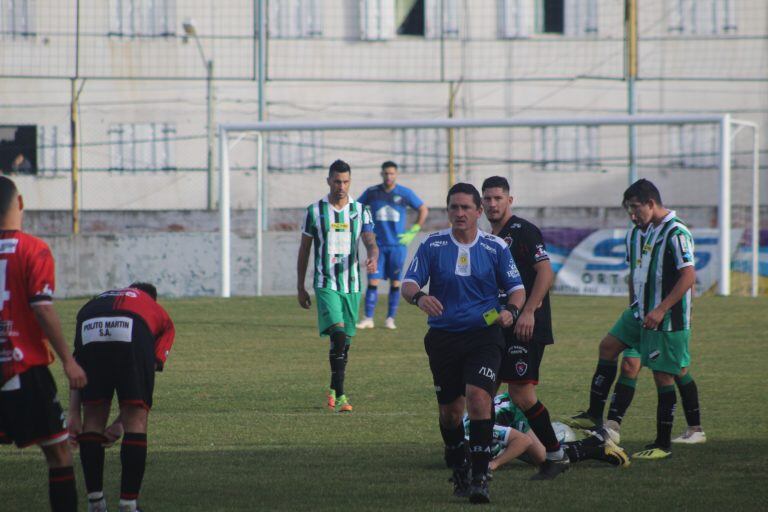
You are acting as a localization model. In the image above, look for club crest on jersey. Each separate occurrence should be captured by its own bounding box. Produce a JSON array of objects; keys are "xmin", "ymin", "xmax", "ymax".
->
[{"xmin": 515, "ymin": 361, "xmax": 528, "ymax": 376}]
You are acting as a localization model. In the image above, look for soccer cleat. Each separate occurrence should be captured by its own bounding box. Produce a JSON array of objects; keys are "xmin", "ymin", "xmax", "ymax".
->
[
  {"xmin": 88, "ymin": 497, "xmax": 108, "ymax": 512},
  {"xmin": 449, "ymin": 466, "xmax": 471, "ymax": 498},
  {"xmin": 531, "ymin": 455, "xmax": 570, "ymax": 480},
  {"xmin": 603, "ymin": 420, "xmax": 621, "ymax": 445},
  {"xmin": 356, "ymin": 317, "xmax": 375, "ymax": 329},
  {"xmin": 336, "ymin": 394, "xmax": 353, "ymax": 413},
  {"xmin": 384, "ymin": 317, "xmax": 397, "ymax": 330},
  {"xmin": 603, "ymin": 444, "xmax": 631, "ymax": 467},
  {"xmin": 326, "ymin": 389, "xmax": 336, "ymax": 410},
  {"xmin": 469, "ymin": 475, "xmax": 491, "ymax": 504},
  {"xmin": 632, "ymin": 444, "xmax": 672, "ymax": 460},
  {"xmin": 563, "ymin": 411, "xmax": 600, "ymax": 430},
  {"xmin": 672, "ymin": 427, "xmax": 707, "ymax": 444}
]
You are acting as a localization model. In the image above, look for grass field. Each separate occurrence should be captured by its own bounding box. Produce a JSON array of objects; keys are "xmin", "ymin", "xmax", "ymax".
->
[{"xmin": 2, "ymin": 295, "xmax": 767, "ymax": 511}]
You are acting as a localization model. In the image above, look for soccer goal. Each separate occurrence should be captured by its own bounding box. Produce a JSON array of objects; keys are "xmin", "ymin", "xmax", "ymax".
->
[{"xmin": 217, "ymin": 114, "xmax": 760, "ymax": 298}]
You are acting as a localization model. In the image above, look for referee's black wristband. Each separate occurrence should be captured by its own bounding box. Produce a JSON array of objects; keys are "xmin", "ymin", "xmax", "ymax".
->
[
  {"xmin": 505, "ymin": 304, "xmax": 520, "ymax": 323},
  {"xmin": 411, "ymin": 291, "xmax": 427, "ymax": 306}
]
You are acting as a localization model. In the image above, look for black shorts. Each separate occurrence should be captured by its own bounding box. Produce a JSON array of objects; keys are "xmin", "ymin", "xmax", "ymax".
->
[
  {"xmin": 75, "ymin": 318, "xmax": 156, "ymax": 410},
  {"xmin": 0, "ymin": 366, "xmax": 68, "ymax": 448},
  {"xmin": 424, "ymin": 325, "xmax": 504, "ymax": 405},
  {"xmin": 499, "ymin": 331, "xmax": 546, "ymax": 385}
]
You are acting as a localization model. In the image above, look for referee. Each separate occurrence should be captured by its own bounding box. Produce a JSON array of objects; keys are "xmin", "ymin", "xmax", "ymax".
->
[{"xmin": 402, "ymin": 183, "xmax": 525, "ymax": 504}]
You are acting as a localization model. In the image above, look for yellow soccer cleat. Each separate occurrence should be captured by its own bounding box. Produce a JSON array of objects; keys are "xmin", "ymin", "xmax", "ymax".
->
[
  {"xmin": 604, "ymin": 443, "xmax": 631, "ymax": 468},
  {"xmin": 632, "ymin": 445, "xmax": 671, "ymax": 460}
]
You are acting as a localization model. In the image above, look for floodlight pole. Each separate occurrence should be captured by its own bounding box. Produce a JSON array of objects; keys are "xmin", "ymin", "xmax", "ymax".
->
[{"xmin": 625, "ymin": 0, "xmax": 638, "ymax": 184}]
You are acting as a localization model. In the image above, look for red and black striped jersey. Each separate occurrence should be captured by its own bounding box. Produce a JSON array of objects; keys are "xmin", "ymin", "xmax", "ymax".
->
[
  {"xmin": 74, "ymin": 287, "xmax": 175, "ymax": 368},
  {"xmin": 0, "ymin": 230, "xmax": 56, "ymax": 386}
]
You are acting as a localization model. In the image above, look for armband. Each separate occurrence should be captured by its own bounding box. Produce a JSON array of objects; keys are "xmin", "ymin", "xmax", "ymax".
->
[{"xmin": 411, "ymin": 291, "xmax": 427, "ymax": 306}]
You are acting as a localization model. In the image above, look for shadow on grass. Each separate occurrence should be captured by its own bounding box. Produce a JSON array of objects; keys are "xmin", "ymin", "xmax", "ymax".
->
[{"xmin": 3, "ymin": 440, "xmax": 768, "ymax": 511}]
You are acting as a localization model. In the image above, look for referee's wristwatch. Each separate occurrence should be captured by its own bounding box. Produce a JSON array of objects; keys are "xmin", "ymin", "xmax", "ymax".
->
[
  {"xmin": 411, "ymin": 291, "xmax": 427, "ymax": 306},
  {"xmin": 505, "ymin": 303, "xmax": 521, "ymax": 323}
]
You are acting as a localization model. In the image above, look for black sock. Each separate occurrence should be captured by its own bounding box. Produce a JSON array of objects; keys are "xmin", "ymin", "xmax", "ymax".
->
[
  {"xmin": 675, "ymin": 373, "xmax": 701, "ymax": 427},
  {"xmin": 49, "ymin": 466, "xmax": 77, "ymax": 512},
  {"xmin": 469, "ymin": 419, "xmax": 493, "ymax": 480},
  {"xmin": 655, "ymin": 385, "xmax": 676, "ymax": 449},
  {"xmin": 563, "ymin": 436, "xmax": 602, "ymax": 462},
  {"xmin": 328, "ymin": 329, "xmax": 346, "ymax": 396},
  {"xmin": 78, "ymin": 432, "xmax": 107, "ymax": 494},
  {"xmin": 524, "ymin": 401, "xmax": 560, "ymax": 453},
  {"xmin": 439, "ymin": 422, "xmax": 466, "ymax": 469},
  {"xmin": 120, "ymin": 433, "xmax": 147, "ymax": 501},
  {"xmin": 587, "ymin": 359, "xmax": 618, "ymax": 419},
  {"xmin": 607, "ymin": 376, "xmax": 637, "ymax": 424}
]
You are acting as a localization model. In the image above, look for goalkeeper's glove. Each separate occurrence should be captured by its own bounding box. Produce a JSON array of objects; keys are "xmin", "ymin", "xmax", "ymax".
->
[{"xmin": 398, "ymin": 224, "xmax": 421, "ymax": 246}]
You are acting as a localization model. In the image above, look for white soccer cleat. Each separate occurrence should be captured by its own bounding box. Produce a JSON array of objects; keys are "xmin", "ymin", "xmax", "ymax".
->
[
  {"xmin": 384, "ymin": 317, "xmax": 397, "ymax": 330},
  {"xmin": 356, "ymin": 317, "xmax": 374, "ymax": 329},
  {"xmin": 87, "ymin": 498, "xmax": 108, "ymax": 512},
  {"xmin": 604, "ymin": 420, "xmax": 621, "ymax": 445},
  {"xmin": 671, "ymin": 427, "xmax": 706, "ymax": 444}
]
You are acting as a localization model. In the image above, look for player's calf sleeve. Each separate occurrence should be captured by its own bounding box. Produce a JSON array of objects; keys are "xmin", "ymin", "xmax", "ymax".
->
[
  {"xmin": 48, "ymin": 466, "xmax": 77, "ymax": 512},
  {"xmin": 655, "ymin": 385, "xmax": 677, "ymax": 449},
  {"xmin": 78, "ymin": 432, "xmax": 108, "ymax": 494},
  {"xmin": 329, "ymin": 329, "xmax": 347, "ymax": 396},
  {"xmin": 387, "ymin": 287, "xmax": 400, "ymax": 318},
  {"xmin": 469, "ymin": 419, "xmax": 493, "ymax": 478},
  {"xmin": 607, "ymin": 376, "xmax": 637, "ymax": 424},
  {"xmin": 364, "ymin": 285, "xmax": 378, "ymax": 318},
  {"xmin": 675, "ymin": 373, "xmax": 701, "ymax": 427},
  {"xmin": 587, "ymin": 359, "xmax": 618, "ymax": 419},
  {"xmin": 439, "ymin": 422, "xmax": 466, "ymax": 469},
  {"xmin": 524, "ymin": 402, "xmax": 562, "ymax": 457},
  {"xmin": 120, "ymin": 433, "xmax": 147, "ymax": 502}
]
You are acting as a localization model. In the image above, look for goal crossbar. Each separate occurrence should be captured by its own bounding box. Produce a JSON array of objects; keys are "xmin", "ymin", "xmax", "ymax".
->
[{"xmin": 218, "ymin": 114, "xmax": 760, "ymax": 298}]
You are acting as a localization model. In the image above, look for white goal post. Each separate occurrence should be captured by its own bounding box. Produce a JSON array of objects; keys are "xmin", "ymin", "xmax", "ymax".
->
[{"xmin": 218, "ymin": 114, "xmax": 760, "ymax": 298}]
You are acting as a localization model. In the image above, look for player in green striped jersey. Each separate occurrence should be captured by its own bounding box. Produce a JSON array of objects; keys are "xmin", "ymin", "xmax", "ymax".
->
[
  {"xmin": 297, "ymin": 160, "xmax": 378, "ymax": 413},
  {"xmin": 567, "ymin": 180, "xmax": 704, "ymax": 459}
]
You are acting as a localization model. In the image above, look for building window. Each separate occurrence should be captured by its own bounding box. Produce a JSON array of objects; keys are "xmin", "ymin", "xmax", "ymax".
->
[
  {"xmin": 393, "ymin": 0, "xmax": 459, "ymax": 39},
  {"xmin": 668, "ymin": 125, "xmax": 718, "ymax": 168},
  {"xmin": 109, "ymin": 123, "xmax": 176, "ymax": 171},
  {"xmin": 268, "ymin": 131, "xmax": 324, "ymax": 172},
  {"xmin": 530, "ymin": 0, "xmax": 598, "ymax": 36},
  {"xmin": 393, "ymin": 128, "xmax": 447, "ymax": 173},
  {"xmin": 667, "ymin": 0, "xmax": 737, "ymax": 35},
  {"xmin": 532, "ymin": 126, "xmax": 599, "ymax": 171},
  {"xmin": 109, "ymin": 0, "xmax": 176, "ymax": 37},
  {"xmin": 0, "ymin": 0, "xmax": 35, "ymax": 37},
  {"xmin": 269, "ymin": 0, "xmax": 322, "ymax": 39},
  {"xmin": 498, "ymin": 0, "xmax": 534, "ymax": 39},
  {"xmin": 37, "ymin": 125, "xmax": 70, "ymax": 173},
  {"xmin": 360, "ymin": 0, "xmax": 395, "ymax": 41}
]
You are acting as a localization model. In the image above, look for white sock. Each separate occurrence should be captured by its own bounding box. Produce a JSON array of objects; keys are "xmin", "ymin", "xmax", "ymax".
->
[
  {"xmin": 545, "ymin": 447, "xmax": 565, "ymax": 461},
  {"xmin": 88, "ymin": 492, "xmax": 104, "ymax": 501},
  {"xmin": 119, "ymin": 499, "xmax": 137, "ymax": 511}
]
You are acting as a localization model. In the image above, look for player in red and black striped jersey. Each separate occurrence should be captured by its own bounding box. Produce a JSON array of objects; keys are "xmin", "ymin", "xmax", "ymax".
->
[
  {"xmin": 68, "ymin": 283, "xmax": 175, "ymax": 512},
  {"xmin": 0, "ymin": 176, "xmax": 87, "ymax": 512}
]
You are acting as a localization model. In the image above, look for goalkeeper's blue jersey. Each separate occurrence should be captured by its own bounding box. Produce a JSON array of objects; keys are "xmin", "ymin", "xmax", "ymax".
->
[
  {"xmin": 403, "ymin": 229, "xmax": 524, "ymax": 332},
  {"xmin": 358, "ymin": 184, "xmax": 423, "ymax": 246}
]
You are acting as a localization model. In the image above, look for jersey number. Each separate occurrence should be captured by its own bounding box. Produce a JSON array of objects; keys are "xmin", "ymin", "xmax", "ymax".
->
[{"xmin": 0, "ymin": 260, "xmax": 9, "ymax": 311}]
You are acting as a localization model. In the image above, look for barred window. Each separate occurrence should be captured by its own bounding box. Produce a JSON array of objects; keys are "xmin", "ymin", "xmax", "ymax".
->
[
  {"xmin": 109, "ymin": 123, "xmax": 176, "ymax": 171},
  {"xmin": 109, "ymin": 0, "xmax": 176, "ymax": 37}
]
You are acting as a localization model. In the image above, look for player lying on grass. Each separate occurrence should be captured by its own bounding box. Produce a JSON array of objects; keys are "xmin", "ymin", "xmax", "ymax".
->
[{"xmin": 463, "ymin": 393, "xmax": 630, "ymax": 472}]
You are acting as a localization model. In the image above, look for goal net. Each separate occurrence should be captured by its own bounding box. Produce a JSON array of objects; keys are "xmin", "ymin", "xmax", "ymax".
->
[{"xmin": 218, "ymin": 115, "xmax": 761, "ymax": 298}]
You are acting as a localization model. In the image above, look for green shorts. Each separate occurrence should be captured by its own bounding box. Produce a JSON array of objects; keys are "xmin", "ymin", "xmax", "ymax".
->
[
  {"xmin": 640, "ymin": 329, "xmax": 691, "ymax": 376},
  {"xmin": 608, "ymin": 308, "xmax": 642, "ymax": 356},
  {"xmin": 314, "ymin": 287, "xmax": 361, "ymax": 338}
]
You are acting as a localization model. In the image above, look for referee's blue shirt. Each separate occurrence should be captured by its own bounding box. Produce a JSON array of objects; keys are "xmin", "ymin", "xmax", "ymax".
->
[
  {"xmin": 403, "ymin": 229, "xmax": 524, "ymax": 332},
  {"xmin": 358, "ymin": 184, "xmax": 424, "ymax": 246}
]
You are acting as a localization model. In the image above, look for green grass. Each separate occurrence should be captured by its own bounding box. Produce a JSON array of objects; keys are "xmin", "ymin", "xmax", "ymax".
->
[{"xmin": 2, "ymin": 295, "xmax": 768, "ymax": 511}]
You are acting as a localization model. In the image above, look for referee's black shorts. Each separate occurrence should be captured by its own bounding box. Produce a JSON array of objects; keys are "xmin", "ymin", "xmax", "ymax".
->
[
  {"xmin": 75, "ymin": 317, "xmax": 156, "ymax": 410},
  {"xmin": 424, "ymin": 325, "xmax": 504, "ymax": 405}
]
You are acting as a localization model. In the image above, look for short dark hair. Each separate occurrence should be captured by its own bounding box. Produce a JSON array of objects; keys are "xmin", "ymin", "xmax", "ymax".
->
[
  {"xmin": 381, "ymin": 161, "xmax": 398, "ymax": 171},
  {"xmin": 0, "ymin": 176, "xmax": 18, "ymax": 217},
  {"xmin": 623, "ymin": 179, "xmax": 662, "ymax": 207},
  {"xmin": 446, "ymin": 182, "xmax": 482, "ymax": 209},
  {"xmin": 129, "ymin": 282, "xmax": 158, "ymax": 301},
  {"xmin": 481, "ymin": 176, "xmax": 510, "ymax": 193},
  {"xmin": 329, "ymin": 159, "xmax": 351, "ymax": 176}
]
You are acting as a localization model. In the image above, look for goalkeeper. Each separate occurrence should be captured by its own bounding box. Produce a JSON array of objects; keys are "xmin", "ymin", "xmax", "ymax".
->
[
  {"xmin": 356, "ymin": 161, "xmax": 428, "ymax": 330},
  {"xmin": 463, "ymin": 393, "xmax": 630, "ymax": 472}
]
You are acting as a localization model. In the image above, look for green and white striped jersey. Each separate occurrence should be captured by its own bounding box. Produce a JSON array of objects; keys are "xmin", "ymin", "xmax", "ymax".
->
[
  {"xmin": 301, "ymin": 196, "xmax": 374, "ymax": 293},
  {"xmin": 627, "ymin": 210, "xmax": 695, "ymax": 331}
]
